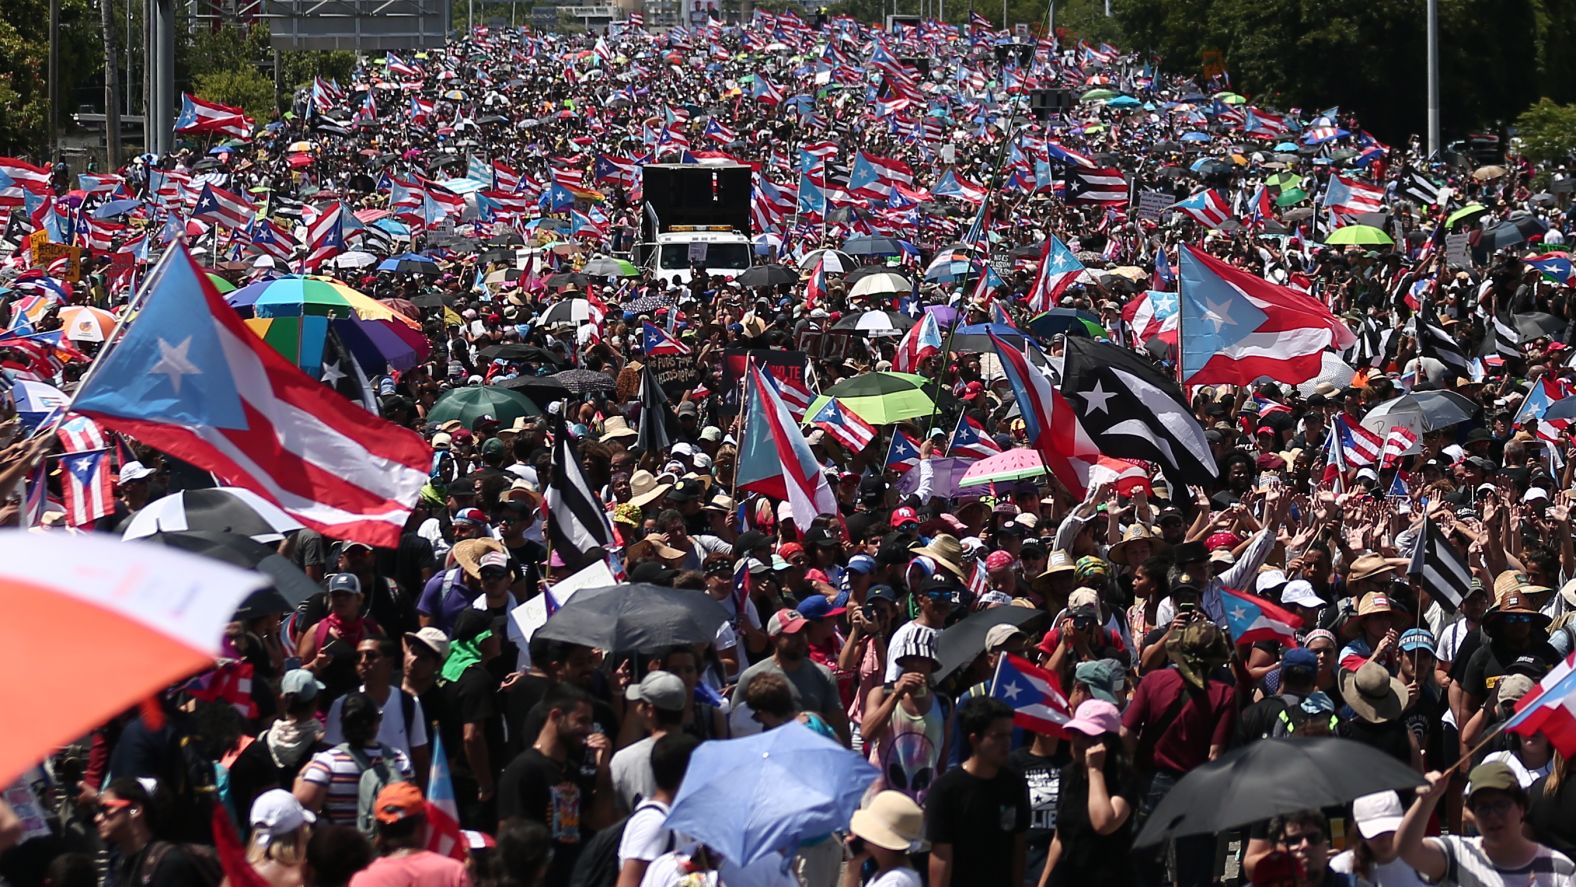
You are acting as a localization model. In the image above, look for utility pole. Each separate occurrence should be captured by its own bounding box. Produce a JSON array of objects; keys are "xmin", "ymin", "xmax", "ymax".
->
[
  {"xmin": 1425, "ymin": 0, "xmax": 1440, "ymax": 158},
  {"xmin": 48, "ymin": 0, "xmax": 60, "ymax": 162},
  {"xmin": 103, "ymin": 0, "xmax": 124, "ymax": 168}
]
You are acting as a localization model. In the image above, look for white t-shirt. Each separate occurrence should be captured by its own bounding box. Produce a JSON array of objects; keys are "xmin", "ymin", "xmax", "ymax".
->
[
  {"xmin": 1422, "ymin": 835, "xmax": 1576, "ymax": 887},
  {"xmin": 1329, "ymin": 849, "xmax": 1429, "ymax": 887},
  {"xmin": 323, "ymin": 686, "xmax": 428, "ymax": 758},
  {"xmin": 866, "ymin": 868, "xmax": 923, "ymax": 887},
  {"xmin": 617, "ymin": 800, "xmax": 673, "ymax": 867}
]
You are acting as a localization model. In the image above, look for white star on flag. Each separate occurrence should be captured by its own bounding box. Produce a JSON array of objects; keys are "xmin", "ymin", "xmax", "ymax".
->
[{"xmin": 151, "ymin": 336, "xmax": 200, "ymax": 394}]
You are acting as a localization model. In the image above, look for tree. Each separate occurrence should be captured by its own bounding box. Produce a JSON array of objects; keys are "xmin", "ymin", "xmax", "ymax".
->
[
  {"xmin": 193, "ymin": 67, "xmax": 277, "ymax": 120},
  {"xmin": 1514, "ymin": 98, "xmax": 1576, "ymax": 166},
  {"xmin": 0, "ymin": 0, "xmax": 100, "ymax": 156}
]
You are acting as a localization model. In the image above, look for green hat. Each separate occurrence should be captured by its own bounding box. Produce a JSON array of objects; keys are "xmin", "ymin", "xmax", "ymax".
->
[
  {"xmin": 1466, "ymin": 761, "xmax": 1520, "ymax": 801},
  {"xmin": 1075, "ymin": 659, "xmax": 1126, "ymax": 704}
]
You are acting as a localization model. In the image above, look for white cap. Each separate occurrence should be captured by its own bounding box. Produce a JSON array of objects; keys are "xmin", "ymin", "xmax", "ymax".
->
[
  {"xmin": 117, "ymin": 460, "xmax": 154, "ymax": 484},
  {"xmin": 1352, "ymin": 790, "xmax": 1404, "ymax": 839},
  {"xmin": 1524, "ymin": 487, "xmax": 1550, "ymax": 503},
  {"xmin": 1255, "ymin": 569, "xmax": 1287, "ymax": 593},
  {"xmin": 1280, "ymin": 579, "xmax": 1324, "ymax": 609},
  {"xmin": 671, "ymin": 442, "xmax": 696, "ymax": 458},
  {"xmin": 249, "ymin": 789, "xmax": 314, "ymax": 845}
]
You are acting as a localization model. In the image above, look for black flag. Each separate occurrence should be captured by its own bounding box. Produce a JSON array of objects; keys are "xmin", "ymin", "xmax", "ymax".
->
[
  {"xmin": 546, "ymin": 426, "xmax": 615, "ymax": 569},
  {"xmin": 1416, "ymin": 302, "xmax": 1470, "ymax": 376},
  {"xmin": 321, "ymin": 329, "xmax": 376, "ymax": 412},
  {"xmin": 1058, "ymin": 337, "xmax": 1217, "ymax": 487},
  {"xmin": 636, "ymin": 363, "xmax": 673, "ymax": 455},
  {"xmin": 1407, "ymin": 514, "xmax": 1470, "ymax": 613}
]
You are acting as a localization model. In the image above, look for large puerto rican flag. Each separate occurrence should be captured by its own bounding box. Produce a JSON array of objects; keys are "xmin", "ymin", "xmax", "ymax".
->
[
  {"xmin": 425, "ymin": 733, "xmax": 469, "ymax": 861},
  {"xmin": 735, "ymin": 360, "xmax": 836, "ymax": 529},
  {"xmin": 990, "ymin": 653, "xmax": 1070, "ymax": 735},
  {"xmin": 988, "ymin": 331, "xmax": 1099, "ymax": 496},
  {"xmin": 174, "ymin": 93, "xmax": 254, "ymax": 139},
  {"xmin": 1506, "ymin": 652, "xmax": 1576, "ymax": 758},
  {"xmin": 72, "ymin": 242, "xmax": 430, "ymax": 547}
]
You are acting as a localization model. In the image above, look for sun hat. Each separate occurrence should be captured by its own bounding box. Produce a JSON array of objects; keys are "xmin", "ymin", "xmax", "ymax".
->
[
  {"xmin": 1063, "ymin": 699, "xmax": 1122, "ymax": 737},
  {"xmin": 600, "ymin": 415, "xmax": 639, "ymax": 442},
  {"xmin": 451, "ymin": 537, "xmax": 507, "ymax": 581},
  {"xmin": 909, "ymin": 533, "xmax": 969, "ymax": 581},
  {"xmin": 1485, "ymin": 590, "xmax": 1552, "ymax": 627},
  {"xmin": 1494, "ymin": 569, "xmax": 1553, "ymax": 599},
  {"xmin": 627, "ymin": 469, "xmax": 672, "ymax": 508},
  {"xmin": 849, "ymin": 791, "xmax": 927, "ymax": 852},
  {"xmin": 249, "ymin": 789, "xmax": 314, "ymax": 846},
  {"xmin": 1348, "ymin": 554, "xmax": 1396, "ymax": 583},
  {"xmin": 1351, "ymin": 791, "xmax": 1404, "ymax": 839},
  {"xmin": 1339, "ymin": 660, "xmax": 1410, "ymax": 724}
]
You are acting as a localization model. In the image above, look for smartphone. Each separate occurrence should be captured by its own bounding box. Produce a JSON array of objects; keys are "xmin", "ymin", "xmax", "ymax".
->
[{"xmin": 848, "ymin": 836, "xmax": 866, "ymax": 857}]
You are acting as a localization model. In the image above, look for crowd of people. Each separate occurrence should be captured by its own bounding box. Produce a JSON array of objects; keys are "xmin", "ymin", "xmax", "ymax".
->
[{"xmin": 3, "ymin": 8, "xmax": 1576, "ymax": 887}]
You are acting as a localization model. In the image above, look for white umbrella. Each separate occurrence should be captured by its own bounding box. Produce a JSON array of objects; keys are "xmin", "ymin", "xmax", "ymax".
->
[
  {"xmin": 1292, "ymin": 351, "xmax": 1357, "ymax": 398},
  {"xmin": 1359, "ymin": 392, "xmax": 1477, "ymax": 438},
  {"xmin": 331, "ymin": 250, "xmax": 379, "ymax": 269},
  {"xmin": 799, "ymin": 248, "xmax": 854, "ymax": 274},
  {"xmin": 541, "ymin": 298, "xmax": 595, "ymax": 326},
  {"xmin": 848, "ymin": 271, "xmax": 913, "ymax": 299}
]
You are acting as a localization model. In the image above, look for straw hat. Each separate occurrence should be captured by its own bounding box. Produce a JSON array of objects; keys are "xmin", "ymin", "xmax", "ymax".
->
[
  {"xmin": 909, "ymin": 533, "xmax": 968, "ymax": 581},
  {"xmin": 1494, "ymin": 569, "xmax": 1553, "ymax": 600},
  {"xmin": 628, "ymin": 469, "xmax": 671, "ymax": 508},
  {"xmin": 501, "ymin": 479, "xmax": 541, "ymax": 508},
  {"xmin": 1347, "ymin": 554, "xmax": 1396, "ymax": 583},
  {"xmin": 451, "ymin": 538, "xmax": 506, "ymax": 581},
  {"xmin": 1109, "ymin": 524, "xmax": 1165, "ymax": 563},
  {"xmin": 626, "ymin": 535, "xmax": 687, "ymax": 566},
  {"xmin": 1339, "ymin": 660, "xmax": 1410, "ymax": 724},
  {"xmin": 1484, "ymin": 590, "xmax": 1552, "ymax": 628},
  {"xmin": 1355, "ymin": 591, "xmax": 1395, "ymax": 618},
  {"xmin": 850, "ymin": 791, "xmax": 927, "ymax": 852},
  {"xmin": 600, "ymin": 415, "xmax": 639, "ymax": 442}
]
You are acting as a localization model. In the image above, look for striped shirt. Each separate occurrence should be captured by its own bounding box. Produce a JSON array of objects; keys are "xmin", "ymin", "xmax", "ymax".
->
[
  {"xmin": 300, "ymin": 744, "xmax": 413, "ymax": 826},
  {"xmin": 1425, "ymin": 835, "xmax": 1576, "ymax": 887}
]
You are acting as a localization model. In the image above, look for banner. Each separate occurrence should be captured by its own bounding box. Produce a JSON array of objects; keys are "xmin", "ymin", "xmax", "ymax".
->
[{"xmin": 1136, "ymin": 190, "xmax": 1172, "ymax": 221}]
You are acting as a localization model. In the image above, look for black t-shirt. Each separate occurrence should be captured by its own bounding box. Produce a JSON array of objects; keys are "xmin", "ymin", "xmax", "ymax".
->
[
  {"xmin": 1008, "ymin": 746, "xmax": 1071, "ymax": 860},
  {"xmin": 497, "ymin": 747, "xmax": 597, "ymax": 885},
  {"xmin": 1052, "ymin": 763, "xmax": 1138, "ymax": 886},
  {"xmin": 1340, "ymin": 718, "xmax": 1412, "ymax": 766},
  {"xmin": 924, "ymin": 765, "xmax": 1031, "ymax": 887},
  {"xmin": 1463, "ymin": 637, "xmax": 1560, "ymax": 704},
  {"xmin": 1402, "ymin": 683, "xmax": 1451, "ymax": 768},
  {"xmin": 375, "ymin": 532, "xmax": 438, "ymax": 601},
  {"xmin": 436, "ymin": 665, "xmax": 501, "ymax": 783},
  {"xmin": 500, "ymin": 674, "xmax": 555, "ymax": 761},
  {"xmin": 1236, "ymin": 695, "xmax": 1297, "ymax": 746},
  {"xmin": 1528, "ymin": 773, "xmax": 1576, "ymax": 859},
  {"xmin": 120, "ymin": 842, "xmax": 215, "ymax": 887}
]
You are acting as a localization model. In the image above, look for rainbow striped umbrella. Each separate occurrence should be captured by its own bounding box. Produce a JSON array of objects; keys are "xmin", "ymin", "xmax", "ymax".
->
[{"xmin": 226, "ymin": 275, "xmax": 429, "ymax": 376}]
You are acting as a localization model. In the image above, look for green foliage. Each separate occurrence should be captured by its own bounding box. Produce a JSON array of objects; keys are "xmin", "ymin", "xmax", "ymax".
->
[
  {"xmin": 278, "ymin": 47, "xmax": 359, "ymax": 91},
  {"xmin": 0, "ymin": 0, "xmax": 102, "ymax": 156},
  {"xmin": 188, "ymin": 21, "xmax": 274, "ymax": 80},
  {"xmin": 193, "ymin": 66, "xmax": 278, "ymax": 120},
  {"xmin": 1513, "ymin": 98, "xmax": 1576, "ymax": 166}
]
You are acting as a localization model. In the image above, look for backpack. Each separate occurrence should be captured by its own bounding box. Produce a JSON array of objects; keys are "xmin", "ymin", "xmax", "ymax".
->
[
  {"xmin": 340, "ymin": 743, "xmax": 408, "ymax": 835},
  {"xmin": 137, "ymin": 840, "xmax": 223, "ymax": 887},
  {"xmin": 568, "ymin": 801, "xmax": 674, "ymax": 887}
]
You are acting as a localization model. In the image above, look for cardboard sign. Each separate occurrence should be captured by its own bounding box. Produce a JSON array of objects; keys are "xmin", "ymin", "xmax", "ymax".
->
[
  {"xmin": 1444, "ymin": 232, "xmax": 1472, "ymax": 270},
  {"xmin": 1136, "ymin": 190, "xmax": 1172, "ymax": 221},
  {"xmin": 32, "ymin": 242, "xmax": 83, "ymax": 282},
  {"xmin": 686, "ymin": 240, "xmax": 709, "ymax": 263}
]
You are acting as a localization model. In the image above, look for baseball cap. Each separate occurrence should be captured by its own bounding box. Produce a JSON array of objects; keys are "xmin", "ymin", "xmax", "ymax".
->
[
  {"xmin": 1398, "ymin": 628, "xmax": 1436, "ymax": 654},
  {"xmin": 890, "ymin": 506, "xmax": 920, "ymax": 528},
  {"xmin": 1074, "ymin": 659, "xmax": 1126, "ymax": 704},
  {"xmin": 1496, "ymin": 673, "xmax": 1536, "ymax": 705},
  {"xmin": 624, "ymin": 671, "xmax": 687, "ymax": 712},
  {"xmin": 280, "ymin": 668, "xmax": 326, "ymax": 700},
  {"xmin": 846, "ymin": 554, "xmax": 878, "ymax": 574},
  {"xmin": 453, "ymin": 507, "xmax": 489, "ymax": 526},
  {"xmin": 249, "ymin": 789, "xmax": 314, "ymax": 845},
  {"xmin": 404, "ymin": 627, "xmax": 451, "ymax": 661},
  {"xmin": 767, "ymin": 608, "xmax": 808, "ymax": 636},
  {"xmin": 866, "ymin": 585, "xmax": 899, "ymax": 605},
  {"xmin": 1063, "ymin": 699, "xmax": 1121, "ymax": 737},
  {"xmin": 1351, "ymin": 791, "xmax": 1404, "ymax": 839},
  {"xmin": 984, "ymin": 624, "xmax": 1026, "ymax": 652},
  {"xmin": 481, "ymin": 437, "xmax": 507, "ymax": 457},
  {"xmin": 327, "ymin": 573, "xmax": 362, "ymax": 596},
  {"xmin": 117, "ymin": 460, "xmax": 154, "ymax": 483},
  {"xmin": 373, "ymin": 782, "xmax": 427, "ymax": 824},
  {"xmin": 1280, "ymin": 579, "xmax": 1324, "ymax": 609},
  {"xmin": 479, "ymin": 551, "xmax": 511, "ymax": 573},
  {"xmin": 797, "ymin": 596, "xmax": 847, "ymax": 621},
  {"xmin": 1281, "ymin": 647, "xmax": 1318, "ymax": 676},
  {"xmin": 1466, "ymin": 761, "xmax": 1521, "ymax": 802}
]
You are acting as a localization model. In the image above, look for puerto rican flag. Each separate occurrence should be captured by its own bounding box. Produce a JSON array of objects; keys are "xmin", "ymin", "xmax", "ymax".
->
[
  {"xmin": 77, "ymin": 173, "xmax": 124, "ymax": 195},
  {"xmin": 1220, "ymin": 586, "xmax": 1302, "ymax": 648},
  {"xmin": 192, "ymin": 183, "xmax": 256, "ymax": 230},
  {"xmin": 174, "ymin": 93, "xmax": 253, "ymax": 138},
  {"xmin": 424, "ymin": 733, "xmax": 469, "ymax": 861},
  {"xmin": 1506, "ymin": 651, "xmax": 1576, "ymax": 759},
  {"xmin": 810, "ymin": 398, "xmax": 877, "ymax": 452},
  {"xmin": 892, "ymin": 311, "xmax": 942, "ymax": 373},
  {"xmin": 1122, "ymin": 290, "xmax": 1178, "ymax": 344},
  {"xmin": 988, "ymin": 331, "xmax": 1099, "ymax": 496},
  {"xmin": 931, "ymin": 169, "xmax": 987, "ymax": 205},
  {"xmin": 304, "ymin": 201, "xmax": 346, "ymax": 269},
  {"xmin": 947, "ymin": 414, "xmax": 1001, "ymax": 461},
  {"xmin": 1172, "ymin": 189, "xmax": 1233, "ymax": 229},
  {"xmin": 990, "ymin": 653, "xmax": 1070, "ymax": 735},
  {"xmin": 641, "ymin": 320, "xmax": 690, "ymax": 356},
  {"xmin": 247, "ymin": 219, "xmax": 298, "ymax": 262},
  {"xmin": 1025, "ymin": 236, "xmax": 1085, "ymax": 313},
  {"xmin": 1333, "ymin": 415, "xmax": 1384, "ymax": 466},
  {"xmin": 58, "ymin": 446, "xmax": 115, "ymax": 527},
  {"xmin": 703, "ymin": 119, "xmax": 737, "ymax": 144},
  {"xmin": 1322, "ymin": 175, "xmax": 1385, "ymax": 217},
  {"xmin": 886, "ymin": 431, "xmax": 921, "ymax": 473},
  {"xmin": 385, "ymin": 51, "xmax": 422, "ymax": 79},
  {"xmin": 0, "ymin": 157, "xmax": 53, "ymax": 206},
  {"xmin": 1380, "ymin": 426, "xmax": 1419, "ymax": 469}
]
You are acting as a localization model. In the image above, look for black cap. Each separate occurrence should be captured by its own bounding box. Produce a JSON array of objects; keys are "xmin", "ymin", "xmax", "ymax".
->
[
  {"xmin": 858, "ymin": 474, "xmax": 886, "ymax": 499},
  {"xmin": 667, "ymin": 478, "xmax": 705, "ymax": 502},
  {"xmin": 1173, "ymin": 540, "xmax": 1207, "ymax": 565},
  {"xmin": 453, "ymin": 609, "xmax": 493, "ymax": 643},
  {"xmin": 630, "ymin": 560, "xmax": 678, "ymax": 584},
  {"xmin": 866, "ymin": 584, "xmax": 899, "ymax": 604},
  {"xmin": 734, "ymin": 530, "xmax": 770, "ymax": 557},
  {"xmin": 804, "ymin": 527, "xmax": 839, "ymax": 548}
]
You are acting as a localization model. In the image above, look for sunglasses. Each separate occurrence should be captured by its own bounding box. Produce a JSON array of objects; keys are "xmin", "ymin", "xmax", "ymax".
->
[
  {"xmin": 480, "ymin": 569, "xmax": 511, "ymax": 582},
  {"xmin": 1279, "ymin": 831, "xmax": 1325, "ymax": 847},
  {"xmin": 96, "ymin": 799, "xmax": 133, "ymax": 818},
  {"xmin": 1500, "ymin": 614, "xmax": 1536, "ymax": 624}
]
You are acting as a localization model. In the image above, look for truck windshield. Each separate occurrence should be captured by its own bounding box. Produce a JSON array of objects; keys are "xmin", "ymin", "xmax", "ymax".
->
[{"xmin": 658, "ymin": 243, "xmax": 752, "ymax": 271}]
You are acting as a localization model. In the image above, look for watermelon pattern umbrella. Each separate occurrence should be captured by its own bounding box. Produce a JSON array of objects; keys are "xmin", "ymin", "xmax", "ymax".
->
[{"xmin": 226, "ymin": 275, "xmax": 430, "ymax": 376}]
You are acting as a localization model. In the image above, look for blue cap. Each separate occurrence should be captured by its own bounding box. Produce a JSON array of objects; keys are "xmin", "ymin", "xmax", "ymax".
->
[
  {"xmin": 1282, "ymin": 647, "xmax": 1318, "ymax": 674},
  {"xmin": 846, "ymin": 554, "xmax": 878, "ymax": 574},
  {"xmin": 1399, "ymin": 628, "xmax": 1436, "ymax": 653},
  {"xmin": 796, "ymin": 595, "xmax": 847, "ymax": 621}
]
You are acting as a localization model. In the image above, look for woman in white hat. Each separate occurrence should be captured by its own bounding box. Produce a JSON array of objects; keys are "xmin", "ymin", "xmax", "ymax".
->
[
  {"xmin": 842, "ymin": 791, "xmax": 925, "ymax": 887},
  {"xmin": 1329, "ymin": 790, "xmax": 1428, "ymax": 886},
  {"xmin": 243, "ymin": 788, "xmax": 314, "ymax": 886}
]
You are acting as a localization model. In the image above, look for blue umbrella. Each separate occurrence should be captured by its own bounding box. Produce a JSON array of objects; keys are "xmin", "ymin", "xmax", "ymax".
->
[
  {"xmin": 664, "ymin": 721, "xmax": 877, "ymax": 867},
  {"xmin": 1275, "ymin": 142, "xmax": 1300, "ymax": 151},
  {"xmin": 1108, "ymin": 95, "xmax": 1140, "ymax": 108},
  {"xmin": 1181, "ymin": 132, "xmax": 1211, "ymax": 143},
  {"xmin": 93, "ymin": 198, "xmax": 143, "ymax": 219},
  {"xmin": 376, "ymin": 252, "xmax": 436, "ymax": 272}
]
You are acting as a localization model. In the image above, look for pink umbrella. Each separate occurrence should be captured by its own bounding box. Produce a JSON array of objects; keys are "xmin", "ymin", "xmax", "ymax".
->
[{"xmin": 957, "ymin": 448, "xmax": 1048, "ymax": 488}]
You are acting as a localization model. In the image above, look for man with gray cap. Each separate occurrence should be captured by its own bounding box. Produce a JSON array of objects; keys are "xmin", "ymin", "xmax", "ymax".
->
[{"xmin": 610, "ymin": 670, "xmax": 688, "ymax": 811}]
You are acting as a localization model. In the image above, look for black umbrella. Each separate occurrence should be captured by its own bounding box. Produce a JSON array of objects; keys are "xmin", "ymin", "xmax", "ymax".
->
[
  {"xmin": 533, "ymin": 583, "xmax": 730, "ymax": 651},
  {"xmin": 137, "ymin": 531, "xmax": 320, "ymax": 613},
  {"xmin": 1482, "ymin": 214, "xmax": 1548, "ymax": 250},
  {"xmin": 497, "ymin": 374, "xmax": 572, "ymax": 408},
  {"xmin": 382, "ymin": 258, "xmax": 441, "ymax": 275},
  {"xmin": 735, "ymin": 264, "xmax": 798, "ymax": 288},
  {"xmin": 843, "ymin": 235, "xmax": 905, "ymax": 256},
  {"xmin": 121, "ymin": 488, "xmax": 301, "ymax": 542},
  {"xmin": 410, "ymin": 291, "xmax": 452, "ymax": 309},
  {"xmin": 551, "ymin": 368, "xmax": 617, "ymax": 395},
  {"xmin": 1514, "ymin": 311, "xmax": 1567, "ymax": 340},
  {"xmin": 1134, "ymin": 737, "xmax": 1425, "ymax": 847},
  {"xmin": 933, "ymin": 606, "xmax": 1046, "ymax": 680},
  {"xmin": 479, "ymin": 343, "xmax": 564, "ymax": 365},
  {"xmin": 546, "ymin": 272, "xmax": 593, "ymax": 288}
]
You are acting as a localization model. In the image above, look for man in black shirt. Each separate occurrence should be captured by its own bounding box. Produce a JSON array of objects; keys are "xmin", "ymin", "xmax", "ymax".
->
[
  {"xmin": 435, "ymin": 610, "xmax": 504, "ymax": 831},
  {"xmin": 498, "ymin": 683, "xmax": 614, "ymax": 886},
  {"xmin": 1237, "ymin": 647, "xmax": 1319, "ymax": 744},
  {"xmin": 926, "ymin": 697, "xmax": 1030, "ymax": 887}
]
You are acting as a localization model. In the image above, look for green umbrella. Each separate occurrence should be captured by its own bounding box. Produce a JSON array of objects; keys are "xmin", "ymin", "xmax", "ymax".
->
[
  {"xmin": 205, "ymin": 272, "xmax": 236, "ymax": 294},
  {"xmin": 1446, "ymin": 203, "xmax": 1489, "ymax": 229},
  {"xmin": 805, "ymin": 373, "xmax": 934, "ymax": 425},
  {"xmin": 1325, "ymin": 225, "xmax": 1394, "ymax": 246},
  {"xmin": 1265, "ymin": 172, "xmax": 1304, "ymax": 191},
  {"xmin": 428, "ymin": 386, "xmax": 543, "ymax": 427},
  {"xmin": 1274, "ymin": 187, "xmax": 1308, "ymax": 207},
  {"xmin": 1213, "ymin": 91, "xmax": 1246, "ymax": 105},
  {"xmin": 1080, "ymin": 88, "xmax": 1119, "ymax": 101}
]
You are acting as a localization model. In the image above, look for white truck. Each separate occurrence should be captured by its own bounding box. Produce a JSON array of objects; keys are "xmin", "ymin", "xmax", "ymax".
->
[
  {"xmin": 650, "ymin": 225, "xmax": 753, "ymax": 286},
  {"xmin": 638, "ymin": 162, "xmax": 754, "ymax": 287}
]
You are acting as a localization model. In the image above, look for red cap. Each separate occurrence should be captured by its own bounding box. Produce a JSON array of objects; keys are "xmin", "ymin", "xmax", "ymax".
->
[
  {"xmin": 778, "ymin": 542, "xmax": 806, "ymax": 561},
  {"xmin": 890, "ymin": 506, "xmax": 919, "ymax": 528}
]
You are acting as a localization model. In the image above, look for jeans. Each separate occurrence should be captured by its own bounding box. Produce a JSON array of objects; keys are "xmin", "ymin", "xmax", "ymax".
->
[{"xmin": 1135, "ymin": 770, "xmax": 1215, "ymax": 887}]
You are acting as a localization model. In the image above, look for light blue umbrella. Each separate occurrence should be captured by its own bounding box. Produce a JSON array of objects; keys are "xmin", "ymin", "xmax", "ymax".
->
[
  {"xmin": 1275, "ymin": 142, "xmax": 1300, "ymax": 151},
  {"xmin": 664, "ymin": 722, "xmax": 877, "ymax": 867},
  {"xmin": 1108, "ymin": 95, "xmax": 1141, "ymax": 108},
  {"xmin": 93, "ymin": 198, "xmax": 144, "ymax": 219},
  {"xmin": 1181, "ymin": 131, "xmax": 1211, "ymax": 143}
]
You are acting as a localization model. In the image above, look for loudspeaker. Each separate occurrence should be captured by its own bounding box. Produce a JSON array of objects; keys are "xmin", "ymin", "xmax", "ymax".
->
[
  {"xmin": 1029, "ymin": 88, "xmax": 1075, "ymax": 120},
  {"xmin": 638, "ymin": 164, "xmax": 753, "ymax": 250}
]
